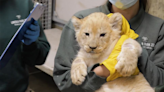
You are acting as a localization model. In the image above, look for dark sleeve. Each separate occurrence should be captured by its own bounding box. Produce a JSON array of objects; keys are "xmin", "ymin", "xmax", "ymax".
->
[
  {"xmin": 138, "ymin": 24, "xmax": 164, "ymax": 87},
  {"xmin": 53, "ymin": 20, "xmax": 106, "ymax": 92},
  {"xmin": 155, "ymin": 84, "xmax": 164, "ymax": 92},
  {"xmin": 21, "ymin": 20, "xmax": 50, "ymax": 66}
]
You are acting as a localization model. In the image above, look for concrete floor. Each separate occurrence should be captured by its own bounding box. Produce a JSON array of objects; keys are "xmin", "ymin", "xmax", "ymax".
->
[{"xmin": 28, "ymin": 66, "xmax": 61, "ymax": 92}]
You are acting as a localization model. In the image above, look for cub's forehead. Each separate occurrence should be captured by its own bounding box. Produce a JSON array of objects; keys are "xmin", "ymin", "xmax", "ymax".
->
[
  {"xmin": 79, "ymin": 13, "xmax": 112, "ymax": 33},
  {"xmin": 82, "ymin": 14, "xmax": 110, "ymax": 27},
  {"xmin": 80, "ymin": 19, "xmax": 111, "ymax": 32},
  {"xmin": 80, "ymin": 24, "xmax": 111, "ymax": 34}
]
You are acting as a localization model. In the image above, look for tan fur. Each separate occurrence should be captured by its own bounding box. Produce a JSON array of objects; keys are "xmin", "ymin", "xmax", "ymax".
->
[{"xmin": 71, "ymin": 12, "xmax": 154, "ymax": 92}]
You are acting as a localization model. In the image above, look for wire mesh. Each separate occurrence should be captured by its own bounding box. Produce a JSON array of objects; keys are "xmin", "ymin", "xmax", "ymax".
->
[{"xmin": 33, "ymin": 0, "xmax": 52, "ymax": 29}]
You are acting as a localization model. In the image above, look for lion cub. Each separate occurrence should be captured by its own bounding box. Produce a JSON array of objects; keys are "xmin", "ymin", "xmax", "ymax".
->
[{"xmin": 71, "ymin": 12, "xmax": 154, "ymax": 92}]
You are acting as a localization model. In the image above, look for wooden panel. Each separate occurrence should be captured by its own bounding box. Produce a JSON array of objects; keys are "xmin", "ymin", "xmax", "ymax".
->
[{"xmin": 146, "ymin": 0, "xmax": 164, "ymax": 20}]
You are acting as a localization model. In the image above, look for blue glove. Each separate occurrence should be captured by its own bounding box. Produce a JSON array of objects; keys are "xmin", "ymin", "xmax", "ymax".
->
[{"xmin": 22, "ymin": 18, "xmax": 40, "ymax": 45}]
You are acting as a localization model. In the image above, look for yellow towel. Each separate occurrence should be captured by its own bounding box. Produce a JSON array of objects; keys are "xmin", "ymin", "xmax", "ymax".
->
[{"xmin": 100, "ymin": 13, "xmax": 139, "ymax": 82}]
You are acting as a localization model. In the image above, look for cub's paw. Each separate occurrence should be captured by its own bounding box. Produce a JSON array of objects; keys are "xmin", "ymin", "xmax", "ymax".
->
[
  {"xmin": 71, "ymin": 59, "xmax": 87, "ymax": 85},
  {"xmin": 115, "ymin": 49, "xmax": 138, "ymax": 77}
]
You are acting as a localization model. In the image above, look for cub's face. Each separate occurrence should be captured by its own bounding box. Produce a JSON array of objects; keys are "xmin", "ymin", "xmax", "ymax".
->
[{"xmin": 72, "ymin": 12, "xmax": 122, "ymax": 54}]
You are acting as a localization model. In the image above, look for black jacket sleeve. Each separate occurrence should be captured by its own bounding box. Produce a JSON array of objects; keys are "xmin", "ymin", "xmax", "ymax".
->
[
  {"xmin": 53, "ymin": 20, "xmax": 106, "ymax": 92},
  {"xmin": 21, "ymin": 28, "xmax": 50, "ymax": 66},
  {"xmin": 21, "ymin": 22, "xmax": 50, "ymax": 66},
  {"xmin": 20, "ymin": 0, "xmax": 50, "ymax": 66}
]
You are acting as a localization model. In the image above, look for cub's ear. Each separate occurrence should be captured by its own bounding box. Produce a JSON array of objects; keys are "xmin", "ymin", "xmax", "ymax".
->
[
  {"xmin": 71, "ymin": 16, "xmax": 82, "ymax": 31},
  {"xmin": 109, "ymin": 13, "xmax": 122, "ymax": 31}
]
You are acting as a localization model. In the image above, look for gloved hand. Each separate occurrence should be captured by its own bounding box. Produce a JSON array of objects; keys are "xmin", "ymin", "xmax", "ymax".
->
[{"xmin": 22, "ymin": 18, "xmax": 40, "ymax": 45}]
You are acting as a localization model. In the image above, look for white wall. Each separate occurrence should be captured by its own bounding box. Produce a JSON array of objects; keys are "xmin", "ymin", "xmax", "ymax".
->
[{"xmin": 55, "ymin": 0, "xmax": 107, "ymax": 21}]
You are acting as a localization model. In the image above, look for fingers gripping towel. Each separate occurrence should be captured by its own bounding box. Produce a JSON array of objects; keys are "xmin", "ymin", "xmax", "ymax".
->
[{"xmin": 100, "ymin": 13, "xmax": 140, "ymax": 82}]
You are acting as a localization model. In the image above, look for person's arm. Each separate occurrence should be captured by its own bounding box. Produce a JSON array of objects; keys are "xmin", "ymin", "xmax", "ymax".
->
[
  {"xmin": 21, "ymin": 20, "xmax": 50, "ymax": 66},
  {"xmin": 53, "ymin": 20, "xmax": 106, "ymax": 92},
  {"xmin": 93, "ymin": 65, "xmax": 110, "ymax": 77},
  {"xmin": 138, "ymin": 23, "xmax": 164, "ymax": 87}
]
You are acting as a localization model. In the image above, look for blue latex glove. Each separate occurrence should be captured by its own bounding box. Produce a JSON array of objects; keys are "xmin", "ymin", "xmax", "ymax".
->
[{"xmin": 22, "ymin": 18, "xmax": 40, "ymax": 45}]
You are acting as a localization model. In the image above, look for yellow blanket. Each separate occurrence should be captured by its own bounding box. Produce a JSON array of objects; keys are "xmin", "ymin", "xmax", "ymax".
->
[{"xmin": 100, "ymin": 13, "xmax": 139, "ymax": 81}]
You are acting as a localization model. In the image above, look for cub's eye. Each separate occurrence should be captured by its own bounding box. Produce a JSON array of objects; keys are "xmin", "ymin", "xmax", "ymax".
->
[
  {"xmin": 100, "ymin": 33, "xmax": 106, "ymax": 37},
  {"xmin": 85, "ymin": 33, "xmax": 89, "ymax": 36}
]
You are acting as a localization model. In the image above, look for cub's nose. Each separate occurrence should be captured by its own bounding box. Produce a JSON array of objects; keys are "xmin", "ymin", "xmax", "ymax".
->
[{"xmin": 90, "ymin": 46, "xmax": 97, "ymax": 50}]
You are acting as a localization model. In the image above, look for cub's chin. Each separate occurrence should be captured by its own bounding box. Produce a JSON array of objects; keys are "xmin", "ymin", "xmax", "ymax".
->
[
  {"xmin": 85, "ymin": 49, "xmax": 104, "ymax": 55},
  {"xmin": 83, "ymin": 46, "xmax": 104, "ymax": 54}
]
